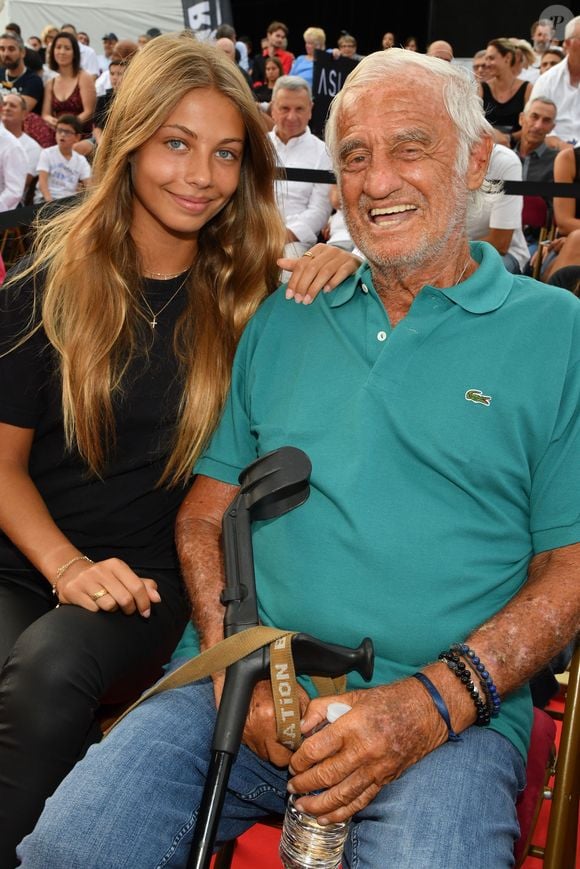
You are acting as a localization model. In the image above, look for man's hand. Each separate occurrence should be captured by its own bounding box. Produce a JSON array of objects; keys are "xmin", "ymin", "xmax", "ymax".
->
[
  {"xmin": 287, "ymin": 679, "xmax": 448, "ymax": 824},
  {"xmin": 242, "ymin": 679, "xmax": 311, "ymax": 768}
]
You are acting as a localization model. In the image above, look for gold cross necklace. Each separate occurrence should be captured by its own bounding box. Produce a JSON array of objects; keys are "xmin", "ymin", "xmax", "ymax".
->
[{"xmin": 141, "ymin": 270, "xmax": 190, "ymax": 329}]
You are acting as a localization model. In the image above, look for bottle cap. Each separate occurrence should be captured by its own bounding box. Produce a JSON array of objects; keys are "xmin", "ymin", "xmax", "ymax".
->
[{"xmin": 326, "ymin": 702, "xmax": 352, "ymax": 723}]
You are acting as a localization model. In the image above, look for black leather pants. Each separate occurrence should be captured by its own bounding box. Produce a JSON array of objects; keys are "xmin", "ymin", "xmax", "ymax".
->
[{"xmin": 0, "ymin": 567, "xmax": 188, "ymax": 869}]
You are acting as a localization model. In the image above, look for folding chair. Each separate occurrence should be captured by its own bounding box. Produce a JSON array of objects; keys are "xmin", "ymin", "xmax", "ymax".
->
[{"xmin": 516, "ymin": 640, "xmax": 580, "ymax": 868}]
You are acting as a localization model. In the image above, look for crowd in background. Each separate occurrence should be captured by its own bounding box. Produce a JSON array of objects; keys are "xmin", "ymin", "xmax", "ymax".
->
[
  {"xmin": 0, "ymin": 18, "xmax": 578, "ymax": 867},
  {"xmin": 0, "ymin": 15, "xmax": 577, "ymax": 291}
]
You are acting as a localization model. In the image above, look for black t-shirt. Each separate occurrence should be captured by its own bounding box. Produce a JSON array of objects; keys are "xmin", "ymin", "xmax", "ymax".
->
[
  {"xmin": 0, "ymin": 269, "xmax": 192, "ymax": 572},
  {"xmin": 0, "ymin": 67, "xmax": 44, "ymax": 114}
]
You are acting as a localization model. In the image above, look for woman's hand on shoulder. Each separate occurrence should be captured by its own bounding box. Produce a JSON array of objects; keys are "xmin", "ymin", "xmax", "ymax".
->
[
  {"xmin": 278, "ymin": 243, "xmax": 362, "ymax": 305},
  {"xmin": 54, "ymin": 557, "xmax": 161, "ymax": 617}
]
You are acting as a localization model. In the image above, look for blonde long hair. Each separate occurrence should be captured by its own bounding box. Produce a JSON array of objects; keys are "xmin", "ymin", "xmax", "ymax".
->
[{"xmin": 18, "ymin": 33, "xmax": 285, "ymax": 485}]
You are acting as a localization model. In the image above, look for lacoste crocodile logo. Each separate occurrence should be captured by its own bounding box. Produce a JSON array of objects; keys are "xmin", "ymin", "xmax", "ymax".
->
[{"xmin": 465, "ymin": 389, "xmax": 492, "ymax": 406}]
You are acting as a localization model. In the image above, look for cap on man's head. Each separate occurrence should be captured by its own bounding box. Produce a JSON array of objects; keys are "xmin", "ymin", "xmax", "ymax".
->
[{"xmin": 102, "ymin": 33, "xmax": 118, "ymax": 41}]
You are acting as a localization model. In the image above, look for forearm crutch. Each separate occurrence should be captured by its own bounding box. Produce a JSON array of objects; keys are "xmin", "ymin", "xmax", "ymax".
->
[{"xmin": 187, "ymin": 446, "xmax": 374, "ymax": 869}]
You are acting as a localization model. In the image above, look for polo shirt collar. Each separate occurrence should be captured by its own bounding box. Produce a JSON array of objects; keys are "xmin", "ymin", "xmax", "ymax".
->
[
  {"xmin": 328, "ymin": 242, "xmax": 513, "ymax": 314},
  {"xmin": 434, "ymin": 242, "xmax": 513, "ymax": 313},
  {"xmin": 328, "ymin": 261, "xmax": 371, "ymax": 307},
  {"xmin": 516, "ymin": 141, "xmax": 547, "ymax": 159},
  {"xmin": 533, "ymin": 142, "xmax": 548, "ymax": 159}
]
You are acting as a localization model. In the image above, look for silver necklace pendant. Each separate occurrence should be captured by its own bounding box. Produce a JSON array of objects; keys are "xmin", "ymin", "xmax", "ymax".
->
[{"xmin": 150, "ymin": 316, "xmax": 157, "ymax": 328}]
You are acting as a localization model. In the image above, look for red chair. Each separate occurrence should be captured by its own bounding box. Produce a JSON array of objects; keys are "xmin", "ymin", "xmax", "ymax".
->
[
  {"xmin": 515, "ymin": 641, "xmax": 580, "ymax": 868},
  {"xmin": 514, "ymin": 708, "xmax": 557, "ymax": 867},
  {"xmin": 522, "ymin": 195, "xmax": 548, "ymax": 230}
]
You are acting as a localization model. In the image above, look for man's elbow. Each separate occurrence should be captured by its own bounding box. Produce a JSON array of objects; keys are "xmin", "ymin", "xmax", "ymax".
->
[
  {"xmin": 175, "ymin": 476, "xmax": 239, "ymax": 545},
  {"xmin": 485, "ymin": 230, "xmax": 513, "ymax": 256}
]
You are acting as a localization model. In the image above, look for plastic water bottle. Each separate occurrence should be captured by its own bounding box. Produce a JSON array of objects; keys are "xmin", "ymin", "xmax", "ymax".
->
[{"xmin": 279, "ymin": 702, "xmax": 352, "ymax": 869}]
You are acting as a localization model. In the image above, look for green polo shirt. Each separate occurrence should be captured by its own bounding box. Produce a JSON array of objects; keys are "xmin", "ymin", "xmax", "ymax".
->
[{"xmin": 196, "ymin": 242, "xmax": 580, "ymax": 759}]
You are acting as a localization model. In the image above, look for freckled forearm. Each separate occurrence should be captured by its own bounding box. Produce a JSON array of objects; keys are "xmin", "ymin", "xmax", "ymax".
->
[
  {"xmin": 175, "ymin": 517, "xmax": 226, "ymax": 650},
  {"xmin": 175, "ymin": 477, "xmax": 238, "ymax": 649},
  {"xmin": 422, "ymin": 546, "xmax": 579, "ymax": 734},
  {"xmin": 467, "ymin": 547, "xmax": 579, "ymax": 694}
]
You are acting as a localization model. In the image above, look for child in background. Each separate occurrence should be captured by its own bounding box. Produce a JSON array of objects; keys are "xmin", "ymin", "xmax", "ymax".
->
[{"xmin": 36, "ymin": 114, "xmax": 90, "ymax": 202}]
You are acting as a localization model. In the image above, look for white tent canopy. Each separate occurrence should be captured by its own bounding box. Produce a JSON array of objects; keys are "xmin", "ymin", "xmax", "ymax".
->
[{"xmin": 0, "ymin": 0, "xmax": 186, "ymax": 45}]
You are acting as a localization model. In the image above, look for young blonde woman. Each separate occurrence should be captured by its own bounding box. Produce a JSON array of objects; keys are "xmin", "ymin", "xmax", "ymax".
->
[{"xmin": 0, "ymin": 32, "xmax": 355, "ymax": 865}]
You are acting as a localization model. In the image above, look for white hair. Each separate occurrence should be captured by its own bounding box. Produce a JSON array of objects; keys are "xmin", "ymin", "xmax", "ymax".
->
[
  {"xmin": 565, "ymin": 15, "xmax": 580, "ymax": 39},
  {"xmin": 536, "ymin": 18, "xmax": 555, "ymax": 36},
  {"xmin": 272, "ymin": 75, "xmax": 312, "ymax": 102},
  {"xmin": 325, "ymin": 48, "xmax": 492, "ymax": 179},
  {"xmin": 522, "ymin": 95, "xmax": 557, "ymax": 117}
]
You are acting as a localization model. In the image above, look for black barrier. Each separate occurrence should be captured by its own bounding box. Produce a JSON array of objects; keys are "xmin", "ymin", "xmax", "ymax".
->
[
  {"xmin": 0, "ymin": 195, "xmax": 79, "ymax": 232},
  {"xmin": 503, "ymin": 181, "xmax": 580, "ymax": 198},
  {"xmin": 280, "ymin": 170, "xmax": 580, "ymax": 200},
  {"xmin": 0, "ymin": 178, "xmax": 578, "ymax": 234}
]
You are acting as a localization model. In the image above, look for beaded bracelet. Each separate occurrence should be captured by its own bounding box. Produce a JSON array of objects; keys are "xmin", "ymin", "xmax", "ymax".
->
[
  {"xmin": 451, "ymin": 643, "xmax": 501, "ymax": 718},
  {"xmin": 438, "ymin": 650, "xmax": 491, "ymax": 727},
  {"xmin": 412, "ymin": 672, "xmax": 461, "ymax": 742}
]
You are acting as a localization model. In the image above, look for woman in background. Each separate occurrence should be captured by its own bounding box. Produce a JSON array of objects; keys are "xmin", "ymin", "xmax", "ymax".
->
[
  {"xmin": 479, "ymin": 38, "xmax": 532, "ymax": 144},
  {"xmin": 252, "ymin": 54, "xmax": 283, "ymax": 103},
  {"xmin": 41, "ymin": 30, "xmax": 96, "ymax": 141},
  {"xmin": 290, "ymin": 26, "xmax": 326, "ymax": 88}
]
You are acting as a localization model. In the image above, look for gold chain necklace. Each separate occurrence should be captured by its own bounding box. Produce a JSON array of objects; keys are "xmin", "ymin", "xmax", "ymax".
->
[
  {"xmin": 142, "ymin": 270, "xmax": 184, "ymax": 279},
  {"xmin": 141, "ymin": 271, "xmax": 190, "ymax": 329}
]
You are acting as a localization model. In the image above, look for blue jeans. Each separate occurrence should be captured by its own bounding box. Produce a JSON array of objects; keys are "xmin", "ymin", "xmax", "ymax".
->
[{"xmin": 19, "ymin": 679, "xmax": 525, "ymax": 869}]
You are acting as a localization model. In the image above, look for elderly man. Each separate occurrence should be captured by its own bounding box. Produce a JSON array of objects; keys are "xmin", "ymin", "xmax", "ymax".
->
[
  {"xmin": 530, "ymin": 15, "xmax": 580, "ymax": 148},
  {"xmin": 18, "ymin": 50, "xmax": 580, "ymax": 869},
  {"xmin": 269, "ymin": 75, "xmax": 333, "ymax": 256},
  {"xmin": 531, "ymin": 18, "xmax": 555, "ymax": 56}
]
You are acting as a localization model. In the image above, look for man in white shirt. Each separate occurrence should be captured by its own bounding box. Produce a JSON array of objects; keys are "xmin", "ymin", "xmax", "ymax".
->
[
  {"xmin": 0, "ymin": 122, "xmax": 26, "ymax": 210},
  {"xmin": 268, "ymin": 75, "xmax": 333, "ymax": 257},
  {"xmin": 1, "ymin": 92, "xmax": 40, "ymax": 200},
  {"xmin": 466, "ymin": 144, "xmax": 529, "ymax": 274},
  {"xmin": 529, "ymin": 15, "xmax": 580, "ymax": 148}
]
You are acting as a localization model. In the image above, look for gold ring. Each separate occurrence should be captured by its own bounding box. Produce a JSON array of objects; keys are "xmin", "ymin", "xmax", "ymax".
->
[
  {"xmin": 90, "ymin": 588, "xmax": 109, "ymax": 602},
  {"xmin": 302, "ymin": 251, "xmax": 314, "ymax": 259}
]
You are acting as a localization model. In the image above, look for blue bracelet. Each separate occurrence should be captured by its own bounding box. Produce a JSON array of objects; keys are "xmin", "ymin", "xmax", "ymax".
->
[
  {"xmin": 451, "ymin": 643, "xmax": 501, "ymax": 717},
  {"xmin": 412, "ymin": 672, "xmax": 461, "ymax": 742}
]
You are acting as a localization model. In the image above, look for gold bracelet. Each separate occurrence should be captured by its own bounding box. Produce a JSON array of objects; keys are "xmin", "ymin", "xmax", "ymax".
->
[{"xmin": 51, "ymin": 555, "xmax": 94, "ymax": 596}]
